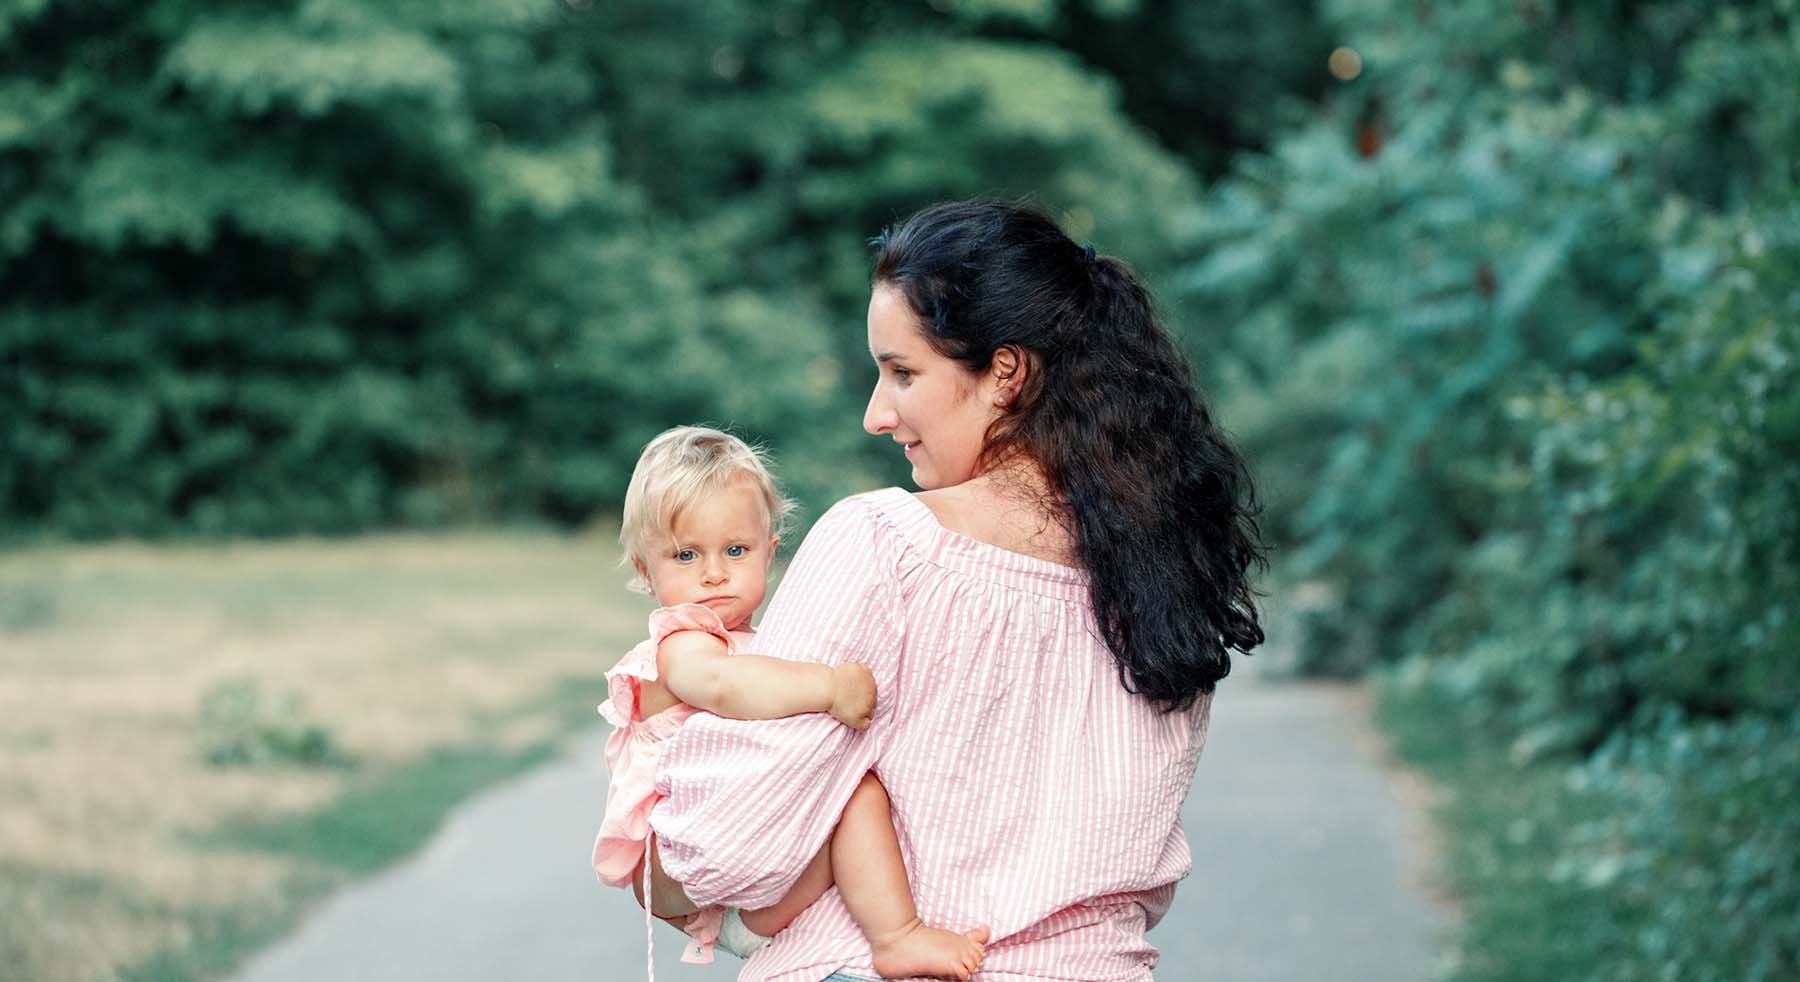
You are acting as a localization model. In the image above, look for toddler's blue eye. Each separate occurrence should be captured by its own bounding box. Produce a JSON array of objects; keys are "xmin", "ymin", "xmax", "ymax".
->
[
  {"xmin": 675, "ymin": 549, "xmax": 697, "ymax": 562},
  {"xmin": 727, "ymin": 545, "xmax": 748, "ymax": 557}
]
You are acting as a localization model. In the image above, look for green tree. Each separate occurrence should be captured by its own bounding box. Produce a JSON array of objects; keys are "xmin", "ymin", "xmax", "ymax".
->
[
  {"xmin": 4, "ymin": 0, "xmax": 1272, "ymax": 538},
  {"xmin": 1175, "ymin": 1, "xmax": 1799, "ymax": 975}
]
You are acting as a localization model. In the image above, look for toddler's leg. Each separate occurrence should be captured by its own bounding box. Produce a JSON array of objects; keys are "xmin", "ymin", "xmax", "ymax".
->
[
  {"xmin": 833, "ymin": 773, "xmax": 987, "ymax": 980},
  {"xmin": 739, "ymin": 843, "xmax": 832, "ymax": 937}
]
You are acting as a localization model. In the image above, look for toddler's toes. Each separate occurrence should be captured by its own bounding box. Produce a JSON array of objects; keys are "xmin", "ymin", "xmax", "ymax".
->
[{"xmin": 870, "ymin": 923, "xmax": 988, "ymax": 981}]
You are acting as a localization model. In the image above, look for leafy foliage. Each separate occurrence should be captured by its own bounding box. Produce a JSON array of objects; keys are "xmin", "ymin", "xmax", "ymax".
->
[
  {"xmin": 198, "ymin": 676, "xmax": 348, "ymax": 768},
  {"xmin": 1383, "ymin": 684, "xmax": 1800, "ymax": 982},
  {"xmin": 1181, "ymin": 1, "xmax": 1798, "ymax": 978},
  {"xmin": 4, "ymin": 0, "xmax": 1279, "ymax": 539},
  {"xmin": 1183, "ymin": 0, "xmax": 1799, "ymax": 726}
]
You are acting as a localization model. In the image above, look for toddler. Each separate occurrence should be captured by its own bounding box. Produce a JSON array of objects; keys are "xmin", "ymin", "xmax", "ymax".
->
[{"xmin": 592, "ymin": 426, "xmax": 988, "ymax": 979}]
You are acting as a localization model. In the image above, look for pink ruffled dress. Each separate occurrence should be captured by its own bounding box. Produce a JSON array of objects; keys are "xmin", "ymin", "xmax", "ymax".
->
[{"xmin": 592, "ymin": 603, "xmax": 745, "ymax": 967}]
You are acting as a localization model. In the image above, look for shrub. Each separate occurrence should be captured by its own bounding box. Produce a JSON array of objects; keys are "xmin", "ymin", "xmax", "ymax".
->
[
  {"xmin": 1188, "ymin": 2, "xmax": 1800, "ymax": 977},
  {"xmin": 197, "ymin": 677, "xmax": 348, "ymax": 769},
  {"xmin": 1385, "ymin": 674, "xmax": 1800, "ymax": 982}
]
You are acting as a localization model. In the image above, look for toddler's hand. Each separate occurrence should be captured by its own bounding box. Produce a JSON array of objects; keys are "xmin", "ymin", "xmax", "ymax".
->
[{"xmin": 828, "ymin": 662, "xmax": 877, "ymax": 730}]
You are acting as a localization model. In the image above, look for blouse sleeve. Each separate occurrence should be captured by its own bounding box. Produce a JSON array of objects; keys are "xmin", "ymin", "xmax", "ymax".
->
[{"xmin": 649, "ymin": 496, "xmax": 905, "ymax": 910}]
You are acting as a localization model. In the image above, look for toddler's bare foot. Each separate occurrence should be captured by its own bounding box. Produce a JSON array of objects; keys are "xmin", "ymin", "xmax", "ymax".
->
[{"xmin": 869, "ymin": 919, "xmax": 989, "ymax": 980}]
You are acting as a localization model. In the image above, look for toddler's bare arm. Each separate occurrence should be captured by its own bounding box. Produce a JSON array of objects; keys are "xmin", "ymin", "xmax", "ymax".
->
[{"xmin": 657, "ymin": 631, "xmax": 876, "ymax": 728}]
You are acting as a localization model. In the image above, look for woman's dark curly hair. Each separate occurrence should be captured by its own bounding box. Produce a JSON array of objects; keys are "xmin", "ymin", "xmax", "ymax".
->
[{"xmin": 872, "ymin": 199, "xmax": 1267, "ymax": 709}]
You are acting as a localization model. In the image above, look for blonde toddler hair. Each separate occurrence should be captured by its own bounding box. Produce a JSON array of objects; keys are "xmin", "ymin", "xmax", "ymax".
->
[{"xmin": 619, "ymin": 425, "xmax": 796, "ymax": 594}]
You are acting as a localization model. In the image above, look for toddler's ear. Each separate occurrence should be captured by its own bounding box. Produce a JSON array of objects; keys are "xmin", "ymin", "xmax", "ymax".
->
[
  {"xmin": 631, "ymin": 556, "xmax": 650, "ymax": 582},
  {"xmin": 767, "ymin": 536, "xmax": 780, "ymax": 561}
]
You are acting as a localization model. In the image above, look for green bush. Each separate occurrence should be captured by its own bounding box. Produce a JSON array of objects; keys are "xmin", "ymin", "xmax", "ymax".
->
[
  {"xmin": 1181, "ymin": 0, "xmax": 1798, "ymax": 723},
  {"xmin": 1558, "ymin": 711, "xmax": 1800, "ymax": 981},
  {"xmin": 1384, "ymin": 673, "xmax": 1800, "ymax": 982},
  {"xmin": 1404, "ymin": 215, "xmax": 1800, "ymax": 754},
  {"xmin": 197, "ymin": 677, "xmax": 348, "ymax": 769},
  {"xmin": 1175, "ymin": 1, "xmax": 1799, "ymax": 977}
]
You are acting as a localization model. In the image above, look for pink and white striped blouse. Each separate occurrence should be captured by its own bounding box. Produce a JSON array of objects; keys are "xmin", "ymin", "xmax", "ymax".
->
[{"xmin": 651, "ymin": 487, "xmax": 1212, "ymax": 981}]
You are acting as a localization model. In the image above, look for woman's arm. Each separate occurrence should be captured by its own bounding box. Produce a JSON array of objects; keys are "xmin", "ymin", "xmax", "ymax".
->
[
  {"xmin": 658, "ymin": 631, "xmax": 877, "ymax": 729},
  {"xmin": 650, "ymin": 497, "xmax": 905, "ymax": 912}
]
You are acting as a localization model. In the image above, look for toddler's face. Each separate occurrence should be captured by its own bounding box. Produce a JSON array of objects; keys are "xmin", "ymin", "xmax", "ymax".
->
[{"xmin": 634, "ymin": 478, "xmax": 778, "ymax": 632}]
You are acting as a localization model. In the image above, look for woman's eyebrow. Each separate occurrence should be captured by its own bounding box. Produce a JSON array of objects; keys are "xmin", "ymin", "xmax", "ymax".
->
[{"xmin": 874, "ymin": 351, "xmax": 903, "ymax": 363}]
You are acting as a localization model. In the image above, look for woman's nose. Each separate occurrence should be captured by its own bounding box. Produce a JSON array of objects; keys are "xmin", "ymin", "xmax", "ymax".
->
[{"xmin": 864, "ymin": 385, "xmax": 894, "ymax": 435}]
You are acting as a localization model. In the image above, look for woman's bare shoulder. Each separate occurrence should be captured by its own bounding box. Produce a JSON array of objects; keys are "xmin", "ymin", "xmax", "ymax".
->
[{"xmin": 913, "ymin": 481, "xmax": 1079, "ymax": 567}]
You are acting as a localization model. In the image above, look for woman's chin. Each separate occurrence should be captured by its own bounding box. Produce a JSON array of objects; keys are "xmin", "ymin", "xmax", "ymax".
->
[{"xmin": 909, "ymin": 465, "xmax": 973, "ymax": 492}]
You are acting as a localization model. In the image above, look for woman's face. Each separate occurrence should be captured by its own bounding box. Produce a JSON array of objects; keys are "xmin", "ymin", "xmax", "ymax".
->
[{"xmin": 863, "ymin": 283, "xmax": 1004, "ymax": 490}]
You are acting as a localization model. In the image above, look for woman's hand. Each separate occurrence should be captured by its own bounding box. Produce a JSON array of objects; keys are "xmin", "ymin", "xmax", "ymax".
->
[{"xmin": 829, "ymin": 662, "xmax": 877, "ymax": 730}]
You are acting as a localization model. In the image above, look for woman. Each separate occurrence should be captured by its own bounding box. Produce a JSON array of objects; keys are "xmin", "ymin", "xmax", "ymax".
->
[{"xmin": 645, "ymin": 199, "xmax": 1267, "ymax": 981}]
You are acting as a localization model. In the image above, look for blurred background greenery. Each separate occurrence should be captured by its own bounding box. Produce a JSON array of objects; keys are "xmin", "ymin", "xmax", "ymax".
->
[
  {"xmin": 0, "ymin": 0, "xmax": 1325, "ymax": 538},
  {"xmin": 3, "ymin": 0, "xmax": 1796, "ymax": 979}
]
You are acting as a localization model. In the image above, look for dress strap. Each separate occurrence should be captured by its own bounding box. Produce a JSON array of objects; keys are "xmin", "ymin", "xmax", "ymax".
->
[{"xmin": 642, "ymin": 855, "xmax": 655, "ymax": 981}]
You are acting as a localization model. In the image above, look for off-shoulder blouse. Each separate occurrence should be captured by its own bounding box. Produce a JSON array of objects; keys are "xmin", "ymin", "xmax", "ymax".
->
[{"xmin": 652, "ymin": 488, "xmax": 1211, "ymax": 981}]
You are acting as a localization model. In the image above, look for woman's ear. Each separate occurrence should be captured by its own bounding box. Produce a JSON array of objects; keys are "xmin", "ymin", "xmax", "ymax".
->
[{"xmin": 990, "ymin": 345, "xmax": 1028, "ymax": 407}]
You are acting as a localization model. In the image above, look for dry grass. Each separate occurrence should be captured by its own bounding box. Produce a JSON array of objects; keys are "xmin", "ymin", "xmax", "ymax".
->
[{"xmin": 0, "ymin": 532, "xmax": 652, "ymax": 982}]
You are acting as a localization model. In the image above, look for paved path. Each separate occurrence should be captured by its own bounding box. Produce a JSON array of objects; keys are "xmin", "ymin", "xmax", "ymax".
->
[{"xmin": 231, "ymin": 672, "xmax": 1448, "ymax": 982}]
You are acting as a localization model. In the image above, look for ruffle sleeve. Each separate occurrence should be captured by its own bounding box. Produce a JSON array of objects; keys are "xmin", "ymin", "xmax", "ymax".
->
[
  {"xmin": 598, "ymin": 603, "xmax": 737, "ymax": 727},
  {"xmin": 648, "ymin": 602, "xmax": 736, "ymax": 649}
]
